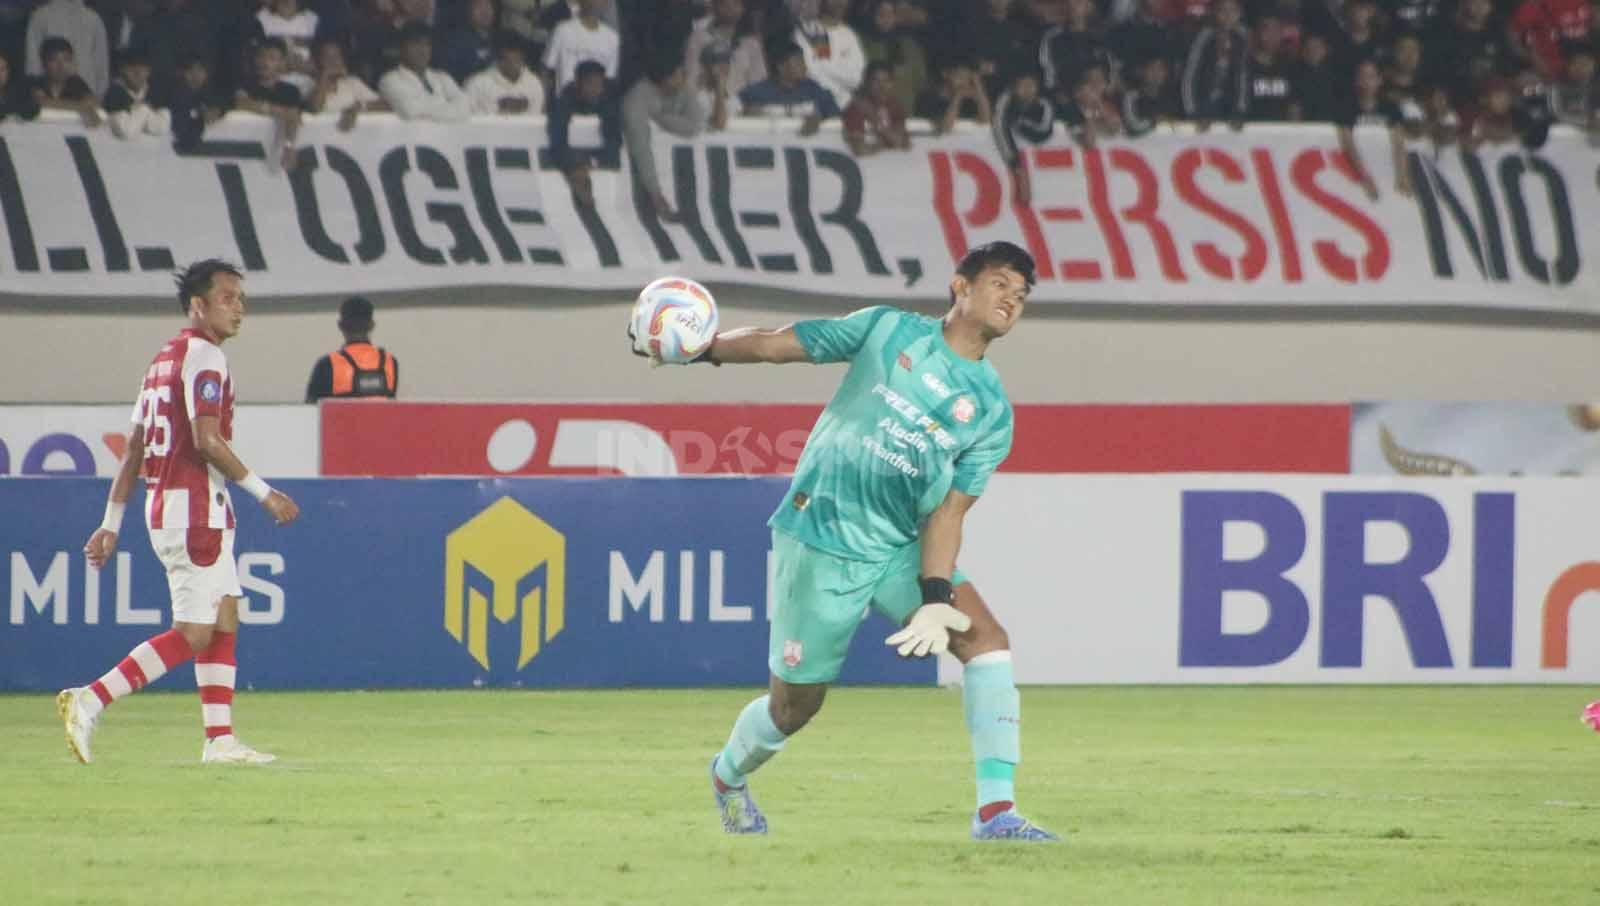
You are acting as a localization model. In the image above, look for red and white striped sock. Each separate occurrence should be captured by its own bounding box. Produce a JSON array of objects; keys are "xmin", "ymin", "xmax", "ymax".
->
[
  {"xmin": 84, "ymin": 629, "xmax": 194, "ymax": 718},
  {"xmin": 195, "ymin": 631, "xmax": 237, "ymax": 740}
]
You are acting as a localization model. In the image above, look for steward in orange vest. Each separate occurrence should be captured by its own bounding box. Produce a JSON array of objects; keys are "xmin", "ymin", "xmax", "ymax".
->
[{"xmin": 305, "ymin": 296, "xmax": 399, "ymax": 402}]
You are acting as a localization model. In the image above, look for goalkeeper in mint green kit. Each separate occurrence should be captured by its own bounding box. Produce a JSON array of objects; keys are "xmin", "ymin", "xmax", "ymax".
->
[{"xmin": 640, "ymin": 242, "xmax": 1054, "ymax": 842}]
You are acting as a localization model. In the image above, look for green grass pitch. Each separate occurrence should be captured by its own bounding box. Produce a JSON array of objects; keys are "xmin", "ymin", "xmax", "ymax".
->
[{"xmin": 3, "ymin": 687, "xmax": 1595, "ymax": 905}]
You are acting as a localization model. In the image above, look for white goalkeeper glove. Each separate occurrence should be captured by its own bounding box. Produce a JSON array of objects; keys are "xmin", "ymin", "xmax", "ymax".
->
[
  {"xmin": 626, "ymin": 325, "xmax": 718, "ymax": 367},
  {"xmin": 885, "ymin": 603, "xmax": 972, "ymax": 658}
]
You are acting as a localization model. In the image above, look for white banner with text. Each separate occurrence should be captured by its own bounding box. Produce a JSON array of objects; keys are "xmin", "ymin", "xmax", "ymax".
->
[{"xmin": 0, "ymin": 114, "xmax": 1594, "ymax": 309}]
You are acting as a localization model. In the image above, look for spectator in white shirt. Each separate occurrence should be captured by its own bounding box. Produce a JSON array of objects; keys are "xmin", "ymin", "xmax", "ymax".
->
[
  {"xmin": 306, "ymin": 37, "xmax": 387, "ymax": 131},
  {"xmin": 104, "ymin": 46, "xmax": 169, "ymax": 139},
  {"xmin": 257, "ymin": 0, "xmax": 319, "ymax": 92},
  {"xmin": 465, "ymin": 30, "xmax": 544, "ymax": 115},
  {"xmin": 794, "ymin": 0, "xmax": 864, "ymax": 110},
  {"xmin": 542, "ymin": 0, "xmax": 618, "ymax": 92},
  {"xmin": 378, "ymin": 21, "xmax": 471, "ymax": 122}
]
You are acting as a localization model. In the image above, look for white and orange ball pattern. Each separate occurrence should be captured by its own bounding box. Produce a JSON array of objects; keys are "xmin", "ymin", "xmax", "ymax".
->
[{"xmin": 630, "ymin": 277, "xmax": 719, "ymax": 364}]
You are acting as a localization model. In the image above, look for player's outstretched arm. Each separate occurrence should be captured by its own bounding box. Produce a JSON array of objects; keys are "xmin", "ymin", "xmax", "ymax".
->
[
  {"xmin": 85, "ymin": 430, "xmax": 146, "ymax": 569},
  {"xmin": 703, "ymin": 325, "xmax": 812, "ymax": 365},
  {"xmin": 192, "ymin": 415, "xmax": 300, "ymax": 526}
]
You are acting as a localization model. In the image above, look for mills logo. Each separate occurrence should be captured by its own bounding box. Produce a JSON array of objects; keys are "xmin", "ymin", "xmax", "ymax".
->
[{"xmin": 443, "ymin": 498, "xmax": 566, "ymax": 670}]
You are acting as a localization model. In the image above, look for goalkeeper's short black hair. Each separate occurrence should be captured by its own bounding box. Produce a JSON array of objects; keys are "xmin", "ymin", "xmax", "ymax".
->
[
  {"xmin": 174, "ymin": 258, "xmax": 243, "ymax": 314},
  {"xmin": 952, "ymin": 241, "xmax": 1037, "ymax": 305}
]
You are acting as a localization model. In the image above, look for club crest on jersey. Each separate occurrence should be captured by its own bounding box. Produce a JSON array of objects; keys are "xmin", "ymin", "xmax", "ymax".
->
[
  {"xmin": 199, "ymin": 379, "xmax": 221, "ymax": 402},
  {"xmin": 782, "ymin": 640, "xmax": 804, "ymax": 668},
  {"xmin": 952, "ymin": 396, "xmax": 976, "ymax": 424}
]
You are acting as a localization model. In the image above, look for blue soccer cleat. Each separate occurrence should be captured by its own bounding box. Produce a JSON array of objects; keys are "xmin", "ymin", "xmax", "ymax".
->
[
  {"xmin": 971, "ymin": 809, "xmax": 1061, "ymax": 842},
  {"xmin": 709, "ymin": 756, "xmax": 769, "ymax": 835}
]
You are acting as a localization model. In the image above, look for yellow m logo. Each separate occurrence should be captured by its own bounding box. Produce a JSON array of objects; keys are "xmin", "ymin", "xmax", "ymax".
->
[{"xmin": 444, "ymin": 498, "xmax": 565, "ymax": 670}]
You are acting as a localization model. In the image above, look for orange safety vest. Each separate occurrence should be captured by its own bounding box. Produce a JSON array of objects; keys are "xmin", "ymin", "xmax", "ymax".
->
[{"xmin": 328, "ymin": 342, "xmax": 397, "ymax": 397}]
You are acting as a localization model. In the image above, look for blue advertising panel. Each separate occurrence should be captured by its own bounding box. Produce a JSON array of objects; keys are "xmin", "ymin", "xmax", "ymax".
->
[{"xmin": 0, "ymin": 479, "xmax": 935, "ymax": 690}]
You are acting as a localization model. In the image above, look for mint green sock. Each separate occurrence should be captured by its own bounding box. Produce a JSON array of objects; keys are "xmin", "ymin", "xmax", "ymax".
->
[
  {"xmin": 963, "ymin": 653, "xmax": 1021, "ymax": 810},
  {"xmin": 714, "ymin": 695, "xmax": 787, "ymax": 789}
]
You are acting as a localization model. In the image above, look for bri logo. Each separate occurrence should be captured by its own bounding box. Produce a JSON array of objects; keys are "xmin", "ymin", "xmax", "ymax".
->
[
  {"xmin": 443, "ymin": 497, "xmax": 566, "ymax": 671},
  {"xmin": 1179, "ymin": 490, "xmax": 1596, "ymax": 670}
]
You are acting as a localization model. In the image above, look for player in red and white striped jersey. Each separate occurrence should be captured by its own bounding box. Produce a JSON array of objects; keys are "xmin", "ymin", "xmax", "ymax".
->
[{"xmin": 57, "ymin": 259, "xmax": 300, "ymax": 765}]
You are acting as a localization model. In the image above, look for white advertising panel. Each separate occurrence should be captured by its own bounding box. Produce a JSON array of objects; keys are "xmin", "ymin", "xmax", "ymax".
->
[
  {"xmin": 0, "ymin": 405, "xmax": 317, "ymax": 477},
  {"xmin": 949, "ymin": 475, "xmax": 1600, "ymax": 684}
]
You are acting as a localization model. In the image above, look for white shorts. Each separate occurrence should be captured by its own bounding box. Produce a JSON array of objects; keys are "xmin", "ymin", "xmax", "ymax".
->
[{"xmin": 149, "ymin": 528, "xmax": 242, "ymax": 625}]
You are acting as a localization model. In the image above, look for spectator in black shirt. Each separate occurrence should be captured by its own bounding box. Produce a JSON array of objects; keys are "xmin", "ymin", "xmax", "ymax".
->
[
  {"xmin": 1261, "ymin": 0, "xmax": 1307, "ymax": 50},
  {"xmin": 1245, "ymin": 12, "xmax": 1300, "ymax": 120},
  {"xmin": 0, "ymin": 49, "xmax": 40, "ymax": 121},
  {"xmin": 1417, "ymin": 80, "xmax": 1461, "ymax": 150},
  {"xmin": 914, "ymin": 57, "xmax": 992, "ymax": 133},
  {"xmin": 237, "ymin": 37, "xmax": 303, "ymax": 110},
  {"xmin": 134, "ymin": 0, "xmax": 214, "ymax": 101},
  {"xmin": 1057, "ymin": 63, "xmax": 1122, "ymax": 146},
  {"xmin": 31, "ymin": 36, "xmax": 100, "ymax": 125},
  {"xmin": 1428, "ymin": 0, "xmax": 1511, "ymax": 107},
  {"xmin": 1384, "ymin": 32, "xmax": 1424, "ymax": 106},
  {"xmin": 1510, "ymin": 70, "xmax": 1556, "ymax": 150},
  {"xmin": 170, "ymin": 53, "xmax": 222, "ymax": 152},
  {"xmin": 1122, "ymin": 54, "xmax": 1180, "ymax": 135},
  {"xmin": 234, "ymin": 37, "xmax": 303, "ymax": 171},
  {"xmin": 1180, "ymin": 0, "xmax": 1249, "ymax": 127},
  {"xmin": 548, "ymin": 59, "xmax": 622, "ymax": 209},
  {"xmin": 1109, "ymin": 0, "xmax": 1178, "ymax": 79},
  {"xmin": 1388, "ymin": 0, "xmax": 1444, "ymax": 36},
  {"xmin": 351, "ymin": 0, "xmax": 430, "ymax": 83},
  {"xmin": 1039, "ymin": 0, "xmax": 1113, "ymax": 108},
  {"xmin": 1336, "ymin": 57, "xmax": 1402, "ymax": 127},
  {"xmin": 1293, "ymin": 29, "xmax": 1337, "ymax": 120},
  {"xmin": 991, "ymin": 66, "xmax": 1053, "ymax": 205},
  {"xmin": 439, "ymin": 0, "xmax": 496, "ymax": 84},
  {"xmin": 1326, "ymin": 0, "xmax": 1384, "ymax": 83},
  {"xmin": 966, "ymin": 0, "xmax": 1035, "ymax": 97},
  {"xmin": 1335, "ymin": 58, "xmax": 1403, "ymax": 199}
]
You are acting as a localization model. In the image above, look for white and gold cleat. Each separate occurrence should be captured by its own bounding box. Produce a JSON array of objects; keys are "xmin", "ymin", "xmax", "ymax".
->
[
  {"xmin": 57, "ymin": 687, "xmax": 98, "ymax": 765},
  {"xmin": 201, "ymin": 735, "xmax": 277, "ymax": 765}
]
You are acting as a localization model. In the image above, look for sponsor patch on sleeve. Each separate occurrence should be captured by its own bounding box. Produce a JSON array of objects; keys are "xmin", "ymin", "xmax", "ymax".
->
[{"xmin": 199, "ymin": 378, "xmax": 221, "ymax": 402}]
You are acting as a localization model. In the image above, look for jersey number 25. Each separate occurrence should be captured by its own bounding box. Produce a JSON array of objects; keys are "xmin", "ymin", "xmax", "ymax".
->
[{"xmin": 139, "ymin": 385, "xmax": 173, "ymax": 458}]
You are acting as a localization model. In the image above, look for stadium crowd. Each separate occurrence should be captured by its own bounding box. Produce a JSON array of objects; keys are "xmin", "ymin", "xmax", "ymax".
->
[{"xmin": 0, "ymin": 0, "xmax": 1594, "ymax": 196}]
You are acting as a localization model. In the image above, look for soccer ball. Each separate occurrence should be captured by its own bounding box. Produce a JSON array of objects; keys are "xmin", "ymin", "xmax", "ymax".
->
[
  {"xmin": 1582, "ymin": 701, "xmax": 1600, "ymax": 732},
  {"xmin": 630, "ymin": 277, "xmax": 718, "ymax": 364}
]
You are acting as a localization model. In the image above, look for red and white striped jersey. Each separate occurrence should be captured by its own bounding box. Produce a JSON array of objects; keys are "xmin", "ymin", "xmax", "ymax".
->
[{"xmin": 130, "ymin": 328, "xmax": 237, "ymax": 530}]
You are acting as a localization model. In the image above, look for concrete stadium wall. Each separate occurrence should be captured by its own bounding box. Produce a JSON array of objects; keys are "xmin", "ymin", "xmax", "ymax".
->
[{"xmin": 3, "ymin": 285, "xmax": 1599, "ymax": 404}]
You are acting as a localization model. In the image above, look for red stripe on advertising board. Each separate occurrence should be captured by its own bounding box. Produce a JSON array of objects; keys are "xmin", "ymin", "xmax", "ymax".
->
[
  {"xmin": 320, "ymin": 402, "xmax": 1350, "ymax": 476},
  {"xmin": 1006, "ymin": 404, "xmax": 1350, "ymax": 473}
]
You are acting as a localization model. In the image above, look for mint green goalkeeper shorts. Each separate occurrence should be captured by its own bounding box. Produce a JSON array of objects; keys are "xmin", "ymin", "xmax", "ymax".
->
[{"xmin": 767, "ymin": 529, "xmax": 970, "ymax": 685}]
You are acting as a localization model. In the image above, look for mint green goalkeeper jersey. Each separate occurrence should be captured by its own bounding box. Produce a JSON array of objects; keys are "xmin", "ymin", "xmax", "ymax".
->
[{"xmin": 767, "ymin": 306, "xmax": 1015, "ymax": 562}]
